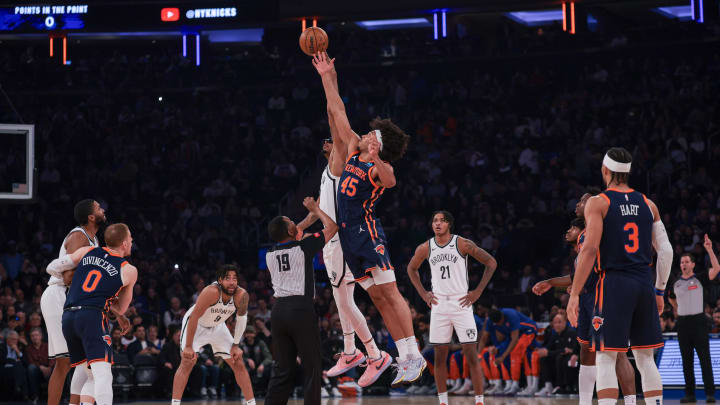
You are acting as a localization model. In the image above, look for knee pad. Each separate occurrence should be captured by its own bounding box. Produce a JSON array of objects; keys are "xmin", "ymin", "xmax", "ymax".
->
[
  {"xmin": 91, "ymin": 362, "xmax": 114, "ymax": 405},
  {"xmin": 70, "ymin": 363, "xmax": 89, "ymax": 396},
  {"xmin": 632, "ymin": 348, "xmax": 662, "ymax": 392},
  {"xmin": 596, "ymin": 351, "xmax": 619, "ymax": 391}
]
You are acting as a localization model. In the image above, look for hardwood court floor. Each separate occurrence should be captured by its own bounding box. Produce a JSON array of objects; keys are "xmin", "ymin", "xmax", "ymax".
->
[{"xmin": 123, "ymin": 397, "xmax": 683, "ymax": 405}]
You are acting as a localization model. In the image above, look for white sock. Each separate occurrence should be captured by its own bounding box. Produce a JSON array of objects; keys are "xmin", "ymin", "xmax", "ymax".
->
[
  {"xmin": 545, "ymin": 381, "xmax": 553, "ymax": 389},
  {"xmin": 475, "ymin": 394, "xmax": 485, "ymax": 405},
  {"xmin": 246, "ymin": 399, "xmax": 256, "ymax": 405},
  {"xmin": 395, "ymin": 339, "xmax": 409, "ymax": 360},
  {"xmin": 438, "ymin": 391, "xmax": 448, "ymax": 404},
  {"xmin": 579, "ymin": 365, "xmax": 597, "ymax": 405},
  {"xmin": 405, "ymin": 336, "xmax": 421, "ymax": 358},
  {"xmin": 81, "ymin": 403, "xmax": 93, "ymax": 405},
  {"xmin": 599, "ymin": 399, "xmax": 617, "ymax": 405},
  {"xmin": 172, "ymin": 399, "xmax": 181, "ymax": 405},
  {"xmin": 364, "ymin": 338, "xmax": 381, "ymax": 359},
  {"xmin": 645, "ymin": 396, "xmax": 662, "ymax": 405},
  {"xmin": 625, "ymin": 395, "xmax": 637, "ymax": 405},
  {"xmin": 343, "ymin": 332, "xmax": 356, "ymax": 355}
]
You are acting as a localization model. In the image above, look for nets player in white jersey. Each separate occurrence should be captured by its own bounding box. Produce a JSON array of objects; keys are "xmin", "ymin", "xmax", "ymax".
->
[
  {"xmin": 41, "ymin": 199, "xmax": 108, "ymax": 405},
  {"xmin": 407, "ymin": 211, "xmax": 497, "ymax": 405},
  {"xmin": 295, "ymin": 139, "xmax": 385, "ymax": 385},
  {"xmin": 172, "ymin": 265, "xmax": 254, "ymax": 405}
]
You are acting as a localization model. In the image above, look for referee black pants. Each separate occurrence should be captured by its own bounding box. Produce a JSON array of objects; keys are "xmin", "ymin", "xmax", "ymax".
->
[
  {"xmin": 266, "ymin": 296, "xmax": 322, "ymax": 405},
  {"xmin": 677, "ymin": 313, "xmax": 715, "ymax": 397}
]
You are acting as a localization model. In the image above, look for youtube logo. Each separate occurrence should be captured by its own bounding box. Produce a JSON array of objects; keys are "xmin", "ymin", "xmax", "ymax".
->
[{"xmin": 161, "ymin": 8, "xmax": 180, "ymax": 22}]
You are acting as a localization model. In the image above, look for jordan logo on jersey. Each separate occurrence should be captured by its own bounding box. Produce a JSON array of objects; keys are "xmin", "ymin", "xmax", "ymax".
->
[
  {"xmin": 592, "ymin": 316, "xmax": 604, "ymax": 331},
  {"xmin": 375, "ymin": 244, "xmax": 385, "ymax": 255}
]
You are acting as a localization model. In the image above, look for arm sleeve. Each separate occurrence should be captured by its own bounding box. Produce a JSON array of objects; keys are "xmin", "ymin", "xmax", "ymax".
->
[
  {"xmin": 652, "ymin": 220, "xmax": 673, "ymax": 291},
  {"xmin": 300, "ymin": 233, "xmax": 326, "ymax": 255},
  {"xmin": 233, "ymin": 314, "xmax": 247, "ymax": 345},
  {"xmin": 46, "ymin": 255, "xmax": 76, "ymax": 278}
]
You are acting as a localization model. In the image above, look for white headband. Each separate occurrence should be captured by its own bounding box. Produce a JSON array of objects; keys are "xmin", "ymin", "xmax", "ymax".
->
[
  {"xmin": 374, "ymin": 129, "xmax": 384, "ymax": 151},
  {"xmin": 602, "ymin": 153, "xmax": 631, "ymax": 173}
]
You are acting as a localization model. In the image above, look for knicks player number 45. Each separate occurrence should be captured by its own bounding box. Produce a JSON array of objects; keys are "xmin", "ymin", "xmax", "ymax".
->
[{"xmin": 340, "ymin": 177, "xmax": 358, "ymax": 197}]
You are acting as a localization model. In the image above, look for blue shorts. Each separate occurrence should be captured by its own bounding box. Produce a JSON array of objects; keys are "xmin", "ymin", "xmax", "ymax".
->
[
  {"xmin": 338, "ymin": 221, "xmax": 394, "ymax": 281},
  {"xmin": 576, "ymin": 291, "xmax": 595, "ymax": 345},
  {"xmin": 62, "ymin": 308, "xmax": 113, "ymax": 367},
  {"xmin": 591, "ymin": 271, "xmax": 663, "ymax": 352}
]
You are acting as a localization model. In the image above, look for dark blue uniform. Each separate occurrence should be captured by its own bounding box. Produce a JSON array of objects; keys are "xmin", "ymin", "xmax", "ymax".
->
[
  {"xmin": 591, "ymin": 189, "xmax": 662, "ymax": 352},
  {"xmin": 62, "ymin": 247, "xmax": 127, "ymax": 366},
  {"xmin": 337, "ymin": 151, "xmax": 393, "ymax": 282},
  {"xmin": 574, "ymin": 230, "xmax": 599, "ymax": 346}
]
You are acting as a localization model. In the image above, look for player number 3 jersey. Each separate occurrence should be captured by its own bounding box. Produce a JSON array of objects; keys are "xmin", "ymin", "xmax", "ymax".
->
[{"xmin": 428, "ymin": 235, "xmax": 469, "ymax": 296}]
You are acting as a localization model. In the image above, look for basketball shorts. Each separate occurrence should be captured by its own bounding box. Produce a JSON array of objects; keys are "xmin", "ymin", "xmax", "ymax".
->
[
  {"xmin": 41, "ymin": 284, "xmax": 69, "ymax": 359},
  {"xmin": 61, "ymin": 308, "xmax": 113, "ymax": 367},
  {"xmin": 429, "ymin": 294, "xmax": 478, "ymax": 344},
  {"xmin": 591, "ymin": 271, "xmax": 663, "ymax": 352},
  {"xmin": 576, "ymin": 291, "xmax": 595, "ymax": 346},
  {"xmin": 338, "ymin": 221, "xmax": 395, "ymax": 289},
  {"xmin": 322, "ymin": 236, "xmax": 354, "ymax": 288},
  {"xmin": 180, "ymin": 309, "xmax": 233, "ymax": 359}
]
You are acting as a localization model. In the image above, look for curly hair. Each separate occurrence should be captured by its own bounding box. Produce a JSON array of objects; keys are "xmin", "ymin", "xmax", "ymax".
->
[{"xmin": 369, "ymin": 117, "xmax": 410, "ymax": 162}]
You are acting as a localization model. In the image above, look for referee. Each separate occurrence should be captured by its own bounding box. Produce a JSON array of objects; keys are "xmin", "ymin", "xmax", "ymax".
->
[
  {"xmin": 668, "ymin": 235, "xmax": 719, "ymax": 404},
  {"xmin": 264, "ymin": 197, "xmax": 338, "ymax": 405}
]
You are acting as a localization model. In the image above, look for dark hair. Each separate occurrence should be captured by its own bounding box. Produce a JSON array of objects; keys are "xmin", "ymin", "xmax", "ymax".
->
[
  {"xmin": 489, "ymin": 309, "xmax": 503, "ymax": 323},
  {"xmin": 74, "ymin": 199, "xmax": 95, "ymax": 226},
  {"xmin": 133, "ymin": 324, "xmax": 145, "ymax": 333},
  {"xmin": 680, "ymin": 253, "xmax": 695, "ymax": 263},
  {"xmin": 104, "ymin": 223, "xmax": 130, "ymax": 248},
  {"xmin": 268, "ymin": 216, "xmax": 290, "ymax": 243},
  {"xmin": 369, "ymin": 117, "xmax": 410, "ymax": 162},
  {"xmin": 429, "ymin": 210, "xmax": 454, "ymax": 232},
  {"xmin": 571, "ymin": 218, "xmax": 585, "ymax": 230},
  {"xmin": 605, "ymin": 147, "xmax": 632, "ymax": 186},
  {"xmin": 586, "ymin": 186, "xmax": 602, "ymax": 196},
  {"xmin": 217, "ymin": 264, "xmax": 238, "ymax": 280}
]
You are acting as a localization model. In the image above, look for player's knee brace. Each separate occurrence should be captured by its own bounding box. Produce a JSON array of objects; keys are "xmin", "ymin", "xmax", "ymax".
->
[
  {"xmin": 596, "ymin": 351, "xmax": 619, "ymax": 391},
  {"xmin": 632, "ymin": 349, "xmax": 662, "ymax": 392},
  {"xmin": 70, "ymin": 362, "xmax": 89, "ymax": 395},
  {"xmin": 80, "ymin": 363, "xmax": 95, "ymax": 399},
  {"xmin": 91, "ymin": 362, "xmax": 113, "ymax": 405}
]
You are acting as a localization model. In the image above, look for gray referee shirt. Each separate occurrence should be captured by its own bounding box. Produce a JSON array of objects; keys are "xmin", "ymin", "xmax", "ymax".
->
[
  {"xmin": 673, "ymin": 274, "xmax": 704, "ymax": 316},
  {"xmin": 266, "ymin": 233, "xmax": 325, "ymax": 298}
]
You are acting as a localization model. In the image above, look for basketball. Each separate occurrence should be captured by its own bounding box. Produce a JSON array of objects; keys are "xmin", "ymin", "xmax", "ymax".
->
[{"xmin": 299, "ymin": 26, "xmax": 328, "ymax": 56}]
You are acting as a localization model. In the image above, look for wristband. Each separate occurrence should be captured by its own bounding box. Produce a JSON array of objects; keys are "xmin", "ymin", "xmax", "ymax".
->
[{"xmin": 655, "ymin": 288, "xmax": 665, "ymax": 297}]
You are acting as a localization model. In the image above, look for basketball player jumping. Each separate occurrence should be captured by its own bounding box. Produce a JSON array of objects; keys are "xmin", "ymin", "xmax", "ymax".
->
[
  {"xmin": 568, "ymin": 147, "xmax": 673, "ymax": 405},
  {"xmin": 312, "ymin": 52, "xmax": 420, "ymax": 384},
  {"xmin": 533, "ymin": 191, "xmax": 636, "ymax": 404},
  {"xmin": 296, "ymin": 135, "xmax": 386, "ymax": 386},
  {"xmin": 41, "ymin": 199, "xmax": 110, "ymax": 405},
  {"xmin": 172, "ymin": 265, "xmax": 254, "ymax": 405},
  {"xmin": 47, "ymin": 223, "xmax": 138, "ymax": 405},
  {"xmin": 407, "ymin": 211, "xmax": 497, "ymax": 405}
]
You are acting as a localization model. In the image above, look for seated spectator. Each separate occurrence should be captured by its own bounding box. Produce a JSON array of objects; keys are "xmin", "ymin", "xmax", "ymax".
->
[
  {"xmin": 127, "ymin": 324, "xmax": 160, "ymax": 365},
  {"xmin": 712, "ymin": 309, "xmax": 720, "ymax": 333},
  {"xmin": 0, "ymin": 330, "xmax": 29, "ymax": 400},
  {"xmin": 164, "ymin": 297, "xmax": 186, "ymax": 331},
  {"xmin": 147, "ymin": 324, "xmax": 164, "ymax": 351},
  {"xmin": 535, "ymin": 313, "xmax": 578, "ymax": 396},
  {"xmin": 241, "ymin": 326, "xmax": 272, "ymax": 396},
  {"xmin": 24, "ymin": 327, "xmax": 51, "ymax": 402},
  {"xmin": 110, "ymin": 326, "xmax": 130, "ymax": 364},
  {"xmin": 254, "ymin": 299, "xmax": 271, "ymax": 323},
  {"xmin": 158, "ymin": 326, "xmax": 182, "ymax": 397},
  {"xmin": 198, "ymin": 346, "xmax": 220, "ymax": 398}
]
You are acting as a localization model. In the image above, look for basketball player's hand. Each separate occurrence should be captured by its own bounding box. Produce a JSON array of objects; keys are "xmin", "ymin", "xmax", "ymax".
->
[
  {"xmin": 531, "ymin": 281, "xmax": 552, "ymax": 296},
  {"xmin": 117, "ymin": 314, "xmax": 131, "ymax": 334},
  {"xmin": 494, "ymin": 354, "xmax": 506, "ymax": 365},
  {"xmin": 303, "ymin": 197, "xmax": 319, "ymax": 213},
  {"xmin": 459, "ymin": 290, "xmax": 481, "ymax": 308},
  {"xmin": 182, "ymin": 346, "xmax": 196, "ymax": 360},
  {"xmin": 567, "ymin": 295, "xmax": 579, "ymax": 327},
  {"xmin": 312, "ymin": 51, "xmax": 335, "ymax": 76},
  {"xmin": 368, "ymin": 138, "xmax": 381, "ymax": 160},
  {"xmin": 296, "ymin": 230, "xmax": 304, "ymax": 241},
  {"xmin": 231, "ymin": 345, "xmax": 244, "ymax": 363},
  {"xmin": 422, "ymin": 291, "xmax": 438, "ymax": 307},
  {"xmin": 656, "ymin": 295, "xmax": 664, "ymax": 315}
]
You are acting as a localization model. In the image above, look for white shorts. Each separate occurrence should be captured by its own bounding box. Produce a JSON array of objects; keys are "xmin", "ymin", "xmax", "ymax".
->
[
  {"xmin": 323, "ymin": 239, "xmax": 354, "ymax": 288},
  {"xmin": 40, "ymin": 284, "xmax": 69, "ymax": 358},
  {"xmin": 429, "ymin": 294, "xmax": 478, "ymax": 345},
  {"xmin": 180, "ymin": 310, "xmax": 233, "ymax": 359}
]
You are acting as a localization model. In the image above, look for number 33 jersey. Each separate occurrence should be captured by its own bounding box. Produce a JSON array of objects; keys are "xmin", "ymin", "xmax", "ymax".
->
[
  {"xmin": 428, "ymin": 235, "xmax": 469, "ymax": 296},
  {"xmin": 64, "ymin": 247, "xmax": 127, "ymax": 310},
  {"xmin": 599, "ymin": 189, "xmax": 654, "ymax": 281}
]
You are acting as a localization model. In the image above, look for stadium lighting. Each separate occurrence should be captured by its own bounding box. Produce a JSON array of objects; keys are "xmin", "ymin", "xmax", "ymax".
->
[
  {"xmin": 355, "ymin": 18, "xmax": 432, "ymax": 31},
  {"xmin": 654, "ymin": 5, "xmax": 692, "ymax": 20},
  {"xmin": 195, "ymin": 34, "xmax": 200, "ymax": 66},
  {"xmin": 182, "ymin": 34, "xmax": 187, "ymax": 57},
  {"xmin": 442, "ymin": 11, "xmax": 447, "ymax": 38},
  {"xmin": 433, "ymin": 13, "xmax": 438, "ymax": 39},
  {"xmin": 506, "ymin": 10, "xmax": 563, "ymax": 26}
]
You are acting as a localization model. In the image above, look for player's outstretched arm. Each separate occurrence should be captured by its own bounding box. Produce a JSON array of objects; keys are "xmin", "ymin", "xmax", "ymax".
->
[
  {"xmin": 532, "ymin": 275, "xmax": 572, "ymax": 295},
  {"xmin": 407, "ymin": 242, "xmax": 437, "ymax": 308},
  {"xmin": 303, "ymin": 196, "xmax": 337, "ymax": 243},
  {"xmin": 458, "ymin": 238, "xmax": 497, "ymax": 307},
  {"xmin": 312, "ymin": 52, "xmax": 359, "ymax": 153},
  {"xmin": 295, "ymin": 211, "xmax": 320, "ymax": 240},
  {"xmin": 46, "ymin": 246, "xmax": 94, "ymax": 278},
  {"xmin": 705, "ymin": 234, "xmax": 720, "ymax": 280},
  {"xmin": 568, "ymin": 196, "xmax": 605, "ymax": 327},
  {"xmin": 183, "ymin": 286, "xmax": 220, "ymax": 354}
]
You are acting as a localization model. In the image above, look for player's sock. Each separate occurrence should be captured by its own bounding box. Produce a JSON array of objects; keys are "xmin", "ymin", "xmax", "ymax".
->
[
  {"xmin": 624, "ymin": 395, "xmax": 637, "ymax": 405},
  {"xmin": 171, "ymin": 399, "xmax": 181, "ymax": 405},
  {"xmin": 475, "ymin": 394, "xmax": 485, "ymax": 405},
  {"xmin": 81, "ymin": 403, "xmax": 93, "ymax": 405},
  {"xmin": 645, "ymin": 396, "xmax": 662, "ymax": 405},
  {"xmin": 579, "ymin": 365, "xmax": 597, "ymax": 405},
  {"xmin": 599, "ymin": 399, "xmax": 618, "ymax": 405},
  {"xmin": 343, "ymin": 332, "xmax": 356, "ymax": 355},
  {"xmin": 404, "ymin": 336, "xmax": 421, "ymax": 359},
  {"xmin": 395, "ymin": 339, "xmax": 409, "ymax": 360},
  {"xmin": 245, "ymin": 399, "xmax": 256, "ymax": 405},
  {"xmin": 363, "ymin": 337, "xmax": 381, "ymax": 359},
  {"xmin": 438, "ymin": 391, "xmax": 448, "ymax": 405}
]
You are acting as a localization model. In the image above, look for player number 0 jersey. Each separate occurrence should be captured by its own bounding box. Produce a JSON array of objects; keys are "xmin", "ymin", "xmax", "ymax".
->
[{"xmin": 428, "ymin": 235, "xmax": 469, "ymax": 295}]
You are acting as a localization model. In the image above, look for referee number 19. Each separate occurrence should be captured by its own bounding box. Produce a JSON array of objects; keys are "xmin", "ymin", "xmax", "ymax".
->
[{"xmin": 275, "ymin": 254, "xmax": 290, "ymax": 272}]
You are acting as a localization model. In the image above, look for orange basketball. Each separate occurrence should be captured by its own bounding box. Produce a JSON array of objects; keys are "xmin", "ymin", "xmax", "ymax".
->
[{"xmin": 299, "ymin": 27, "xmax": 328, "ymax": 56}]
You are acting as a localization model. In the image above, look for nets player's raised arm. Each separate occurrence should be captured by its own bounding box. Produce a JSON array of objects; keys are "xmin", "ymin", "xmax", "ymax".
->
[
  {"xmin": 407, "ymin": 242, "xmax": 437, "ymax": 308},
  {"xmin": 302, "ymin": 196, "xmax": 337, "ymax": 245},
  {"xmin": 107, "ymin": 263, "xmax": 138, "ymax": 316},
  {"xmin": 183, "ymin": 286, "xmax": 220, "ymax": 355},
  {"xmin": 458, "ymin": 237, "xmax": 497, "ymax": 307},
  {"xmin": 46, "ymin": 246, "xmax": 94, "ymax": 278},
  {"xmin": 568, "ymin": 195, "xmax": 606, "ymax": 327}
]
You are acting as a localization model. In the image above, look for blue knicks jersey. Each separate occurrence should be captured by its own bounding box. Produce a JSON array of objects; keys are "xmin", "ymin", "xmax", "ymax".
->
[
  {"xmin": 574, "ymin": 230, "xmax": 599, "ymax": 292},
  {"xmin": 337, "ymin": 151, "xmax": 385, "ymax": 227},
  {"xmin": 598, "ymin": 189, "xmax": 654, "ymax": 281},
  {"xmin": 65, "ymin": 247, "xmax": 126, "ymax": 310}
]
